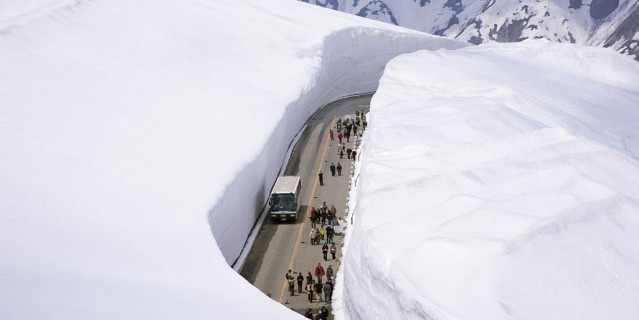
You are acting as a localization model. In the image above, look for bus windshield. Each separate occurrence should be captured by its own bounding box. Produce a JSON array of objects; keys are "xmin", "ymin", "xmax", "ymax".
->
[{"xmin": 271, "ymin": 193, "xmax": 295, "ymax": 211}]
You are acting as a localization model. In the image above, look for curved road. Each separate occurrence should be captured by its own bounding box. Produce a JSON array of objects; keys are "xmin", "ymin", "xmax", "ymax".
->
[{"xmin": 240, "ymin": 94, "xmax": 371, "ymax": 317}]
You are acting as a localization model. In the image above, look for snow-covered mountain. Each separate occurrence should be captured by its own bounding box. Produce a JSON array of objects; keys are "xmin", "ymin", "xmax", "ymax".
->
[{"xmin": 300, "ymin": 0, "xmax": 639, "ymax": 60}]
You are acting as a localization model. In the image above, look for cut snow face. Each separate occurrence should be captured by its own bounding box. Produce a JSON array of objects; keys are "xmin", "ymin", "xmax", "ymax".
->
[
  {"xmin": 339, "ymin": 41, "xmax": 639, "ymax": 320},
  {"xmin": 0, "ymin": 0, "xmax": 463, "ymax": 319}
]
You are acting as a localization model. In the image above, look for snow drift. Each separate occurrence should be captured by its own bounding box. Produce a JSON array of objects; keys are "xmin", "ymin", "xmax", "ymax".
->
[
  {"xmin": 339, "ymin": 41, "xmax": 639, "ymax": 319},
  {"xmin": 0, "ymin": 0, "xmax": 464, "ymax": 318}
]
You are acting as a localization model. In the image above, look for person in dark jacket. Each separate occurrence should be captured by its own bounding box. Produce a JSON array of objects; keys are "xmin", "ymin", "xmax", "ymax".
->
[
  {"xmin": 320, "ymin": 306, "xmax": 329, "ymax": 319},
  {"xmin": 318, "ymin": 172, "xmax": 324, "ymax": 186},
  {"xmin": 304, "ymin": 308, "xmax": 314, "ymax": 319},
  {"xmin": 315, "ymin": 280, "xmax": 323, "ymax": 302},
  {"xmin": 322, "ymin": 242, "xmax": 329, "ymax": 260},
  {"xmin": 306, "ymin": 271, "xmax": 313, "ymax": 285},
  {"xmin": 336, "ymin": 163, "xmax": 342, "ymax": 175},
  {"xmin": 297, "ymin": 272, "xmax": 304, "ymax": 294}
]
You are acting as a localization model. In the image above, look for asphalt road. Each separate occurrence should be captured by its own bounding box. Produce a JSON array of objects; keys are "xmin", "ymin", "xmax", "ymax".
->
[{"xmin": 240, "ymin": 94, "xmax": 371, "ymax": 318}]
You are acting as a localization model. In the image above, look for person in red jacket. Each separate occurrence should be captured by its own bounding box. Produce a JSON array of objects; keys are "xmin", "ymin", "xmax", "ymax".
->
[
  {"xmin": 329, "ymin": 129, "xmax": 334, "ymax": 140},
  {"xmin": 314, "ymin": 262, "xmax": 325, "ymax": 282}
]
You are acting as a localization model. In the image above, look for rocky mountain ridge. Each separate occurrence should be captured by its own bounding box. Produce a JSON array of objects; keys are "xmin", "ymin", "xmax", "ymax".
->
[{"xmin": 301, "ymin": 0, "xmax": 639, "ymax": 61}]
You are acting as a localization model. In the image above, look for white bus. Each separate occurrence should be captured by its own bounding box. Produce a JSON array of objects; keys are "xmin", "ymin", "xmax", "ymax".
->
[{"xmin": 269, "ymin": 176, "xmax": 302, "ymax": 222}]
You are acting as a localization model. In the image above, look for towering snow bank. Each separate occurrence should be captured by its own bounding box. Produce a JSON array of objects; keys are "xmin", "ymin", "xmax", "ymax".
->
[
  {"xmin": 0, "ymin": 0, "xmax": 464, "ymax": 318},
  {"xmin": 340, "ymin": 41, "xmax": 639, "ymax": 320}
]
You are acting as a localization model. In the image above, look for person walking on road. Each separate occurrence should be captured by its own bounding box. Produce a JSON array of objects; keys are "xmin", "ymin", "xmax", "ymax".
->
[
  {"xmin": 338, "ymin": 132, "xmax": 343, "ymax": 143},
  {"xmin": 347, "ymin": 148, "xmax": 352, "ymax": 159},
  {"xmin": 310, "ymin": 207, "xmax": 317, "ymax": 228},
  {"xmin": 304, "ymin": 308, "xmax": 314, "ymax": 319},
  {"xmin": 326, "ymin": 265, "xmax": 334, "ymax": 282},
  {"xmin": 336, "ymin": 163, "xmax": 342, "ymax": 175},
  {"xmin": 339, "ymin": 148, "xmax": 344, "ymax": 159},
  {"xmin": 329, "ymin": 163, "xmax": 336, "ymax": 176},
  {"xmin": 330, "ymin": 243, "xmax": 337, "ymax": 260},
  {"xmin": 320, "ymin": 306, "xmax": 330, "ymax": 319},
  {"xmin": 326, "ymin": 225, "xmax": 334, "ymax": 244},
  {"xmin": 306, "ymin": 271, "xmax": 313, "ymax": 286},
  {"xmin": 315, "ymin": 280, "xmax": 323, "ymax": 302},
  {"xmin": 326, "ymin": 213, "xmax": 333, "ymax": 230},
  {"xmin": 318, "ymin": 172, "xmax": 324, "ymax": 186},
  {"xmin": 329, "ymin": 129, "xmax": 334, "ymax": 140},
  {"xmin": 306, "ymin": 281, "xmax": 314, "ymax": 302},
  {"xmin": 286, "ymin": 269, "xmax": 294, "ymax": 282},
  {"xmin": 322, "ymin": 242, "xmax": 329, "ymax": 261},
  {"xmin": 323, "ymin": 280, "xmax": 332, "ymax": 303},
  {"xmin": 352, "ymin": 150, "xmax": 357, "ymax": 160},
  {"xmin": 326, "ymin": 279, "xmax": 334, "ymax": 302},
  {"xmin": 288, "ymin": 272, "xmax": 296, "ymax": 296},
  {"xmin": 309, "ymin": 228, "xmax": 317, "ymax": 245},
  {"xmin": 297, "ymin": 272, "xmax": 304, "ymax": 294},
  {"xmin": 315, "ymin": 262, "xmax": 325, "ymax": 282}
]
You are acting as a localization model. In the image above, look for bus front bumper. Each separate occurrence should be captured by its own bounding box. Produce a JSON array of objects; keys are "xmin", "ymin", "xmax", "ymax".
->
[{"xmin": 271, "ymin": 213, "xmax": 297, "ymax": 221}]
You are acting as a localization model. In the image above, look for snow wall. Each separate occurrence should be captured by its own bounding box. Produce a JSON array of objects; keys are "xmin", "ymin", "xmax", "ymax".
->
[
  {"xmin": 210, "ymin": 27, "xmax": 466, "ymax": 266},
  {"xmin": 339, "ymin": 41, "xmax": 639, "ymax": 320}
]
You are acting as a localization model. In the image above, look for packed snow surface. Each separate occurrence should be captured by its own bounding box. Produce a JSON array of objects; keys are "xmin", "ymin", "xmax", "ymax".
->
[
  {"xmin": 339, "ymin": 41, "xmax": 639, "ymax": 320},
  {"xmin": 0, "ymin": 0, "xmax": 464, "ymax": 318}
]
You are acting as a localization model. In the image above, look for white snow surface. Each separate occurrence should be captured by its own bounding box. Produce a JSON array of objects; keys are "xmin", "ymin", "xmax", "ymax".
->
[
  {"xmin": 339, "ymin": 41, "xmax": 639, "ymax": 320},
  {"xmin": 0, "ymin": 0, "xmax": 464, "ymax": 319}
]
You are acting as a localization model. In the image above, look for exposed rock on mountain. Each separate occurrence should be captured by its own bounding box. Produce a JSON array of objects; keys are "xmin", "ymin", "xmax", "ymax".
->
[{"xmin": 301, "ymin": 0, "xmax": 639, "ymax": 61}]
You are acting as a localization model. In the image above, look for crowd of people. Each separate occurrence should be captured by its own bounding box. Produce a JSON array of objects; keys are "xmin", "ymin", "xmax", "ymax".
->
[
  {"xmin": 290, "ymin": 111, "xmax": 367, "ymax": 320},
  {"xmin": 330, "ymin": 112, "xmax": 366, "ymax": 146},
  {"xmin": 321, "ymin": 112, "xmax": 367, "ymax": 184},
  {"xmin": 284, "ymin": 263, "xmax": 336, "ymax": 305}
]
